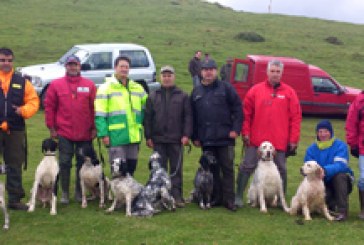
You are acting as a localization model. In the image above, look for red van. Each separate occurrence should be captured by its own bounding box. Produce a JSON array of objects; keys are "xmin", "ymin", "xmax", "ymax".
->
[{"xmin": 230, "ymin": 55, "xmax": 361, "ymax": 115}]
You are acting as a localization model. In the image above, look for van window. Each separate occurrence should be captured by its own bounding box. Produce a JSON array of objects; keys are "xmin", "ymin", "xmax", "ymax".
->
[
  {"xmin": 83, "ymin": 52, "xmax": 113, "ymax": 70},
  {"xmin": 234, "ymin": 63, "xmax": 249, "ymax": 82},
  {"xmin": 312, "ymin": 77, "xmax": 339, "ymax": 93},
  {"xmin": 119, "ymin": 50, "xmax": 149, "ymax": 68}
]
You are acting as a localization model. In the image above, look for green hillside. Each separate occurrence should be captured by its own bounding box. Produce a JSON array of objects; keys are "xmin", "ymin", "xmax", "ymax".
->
[
  {"xmin": 2, "ymin": 0, "xmax": 364, "ymax": 91},
  {"xmin": 1, "ymin": 0, "xmax": 364, "ymax": 244}
]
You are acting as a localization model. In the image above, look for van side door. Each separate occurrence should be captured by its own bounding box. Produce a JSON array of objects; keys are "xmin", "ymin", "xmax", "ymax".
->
[{"xmin": 311, "ymin": 77, "xmax": 347, "ymax": 114}]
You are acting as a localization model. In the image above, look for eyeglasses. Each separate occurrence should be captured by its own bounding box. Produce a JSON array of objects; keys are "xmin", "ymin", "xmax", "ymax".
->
[{"xmin": 0, "ymin": 59, "xmax": 13, "ymax": 62}]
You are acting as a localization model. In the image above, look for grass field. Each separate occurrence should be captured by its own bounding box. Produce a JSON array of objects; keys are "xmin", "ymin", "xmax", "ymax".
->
[{"xmin": 1, "ymin": 0, "xmax": 364, "ymax": 244}]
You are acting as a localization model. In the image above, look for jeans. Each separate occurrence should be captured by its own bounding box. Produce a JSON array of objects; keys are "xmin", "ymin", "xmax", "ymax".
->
[{"xmin": 358, "ymin": 155, "xmax": 364, "ymax": 190}]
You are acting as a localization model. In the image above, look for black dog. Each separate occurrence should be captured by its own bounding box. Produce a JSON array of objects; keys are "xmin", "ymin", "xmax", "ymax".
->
[{"xmin": 191, "ymin": 151, "xmax": 215, "ymax": 209}]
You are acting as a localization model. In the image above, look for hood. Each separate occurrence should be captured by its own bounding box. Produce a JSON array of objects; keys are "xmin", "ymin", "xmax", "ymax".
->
[
  {"xmin": 344, "ymin": 86, "xmax": 362, "ymax": 95},
  {"xmin": 18, "ymin": 62, "xmax": 65, "ymax": 81}
]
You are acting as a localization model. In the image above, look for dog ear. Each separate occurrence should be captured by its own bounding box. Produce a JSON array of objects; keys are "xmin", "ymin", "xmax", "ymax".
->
[{"xmin": 316, "ymin": 167, "xmax": 325, "ymax": 180}]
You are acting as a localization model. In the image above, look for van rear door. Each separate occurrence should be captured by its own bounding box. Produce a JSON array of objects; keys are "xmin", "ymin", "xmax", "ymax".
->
[{"xmin": 230, "ymin": 59, "xmax": 252, "ymax": 102}]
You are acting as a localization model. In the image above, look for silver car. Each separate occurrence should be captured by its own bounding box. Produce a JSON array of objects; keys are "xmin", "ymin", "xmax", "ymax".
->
[{"xmin": 18, "ymin": 43, "xmax": 160, "ymax": 105}]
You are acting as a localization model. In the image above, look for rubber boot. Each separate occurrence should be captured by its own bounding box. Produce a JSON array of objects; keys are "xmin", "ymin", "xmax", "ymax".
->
[
  {"xmin": 74, "ymin": 166, "xmax": 82, "ymax": 202},
  {"xmin": 60, "ymin": 168, "xmax": 70, "ymax": 204},
  {"xmin": 359, "ymin": 190, "xmax": 364, "ymax": 219},
  {"xmin": 234, "ymin": 171, "xmax": 250, "ymax": 208}
]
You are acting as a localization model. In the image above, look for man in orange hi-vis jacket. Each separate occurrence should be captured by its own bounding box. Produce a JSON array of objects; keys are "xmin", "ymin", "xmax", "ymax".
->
[{"xmin": 0, "ymin": 48, "xmax": 39, "ymax": 210}]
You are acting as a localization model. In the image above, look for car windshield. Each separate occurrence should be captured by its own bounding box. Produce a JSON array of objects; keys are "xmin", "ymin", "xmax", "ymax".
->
[{"xmin": 58, "ymin": 46, "xmax": 89, "ymax": 65}]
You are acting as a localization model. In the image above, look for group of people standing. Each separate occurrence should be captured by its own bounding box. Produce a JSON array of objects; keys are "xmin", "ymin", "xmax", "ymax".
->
[{"xmin": 1, "ymin": 47, "xmax": 364, "ymax": 221}]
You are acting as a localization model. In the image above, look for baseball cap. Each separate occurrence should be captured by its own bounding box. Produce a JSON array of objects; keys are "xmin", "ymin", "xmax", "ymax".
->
[
  {"xmin": 160, "ymin": 65, "xmax": 175, "ymax": 74},
  {"xmin": 201, "ymin": 59, "xmax": 217, "ymax": 69},
  {"xmin": 65, "ymin": 55, "xmax": 81, "ymax": 65}
]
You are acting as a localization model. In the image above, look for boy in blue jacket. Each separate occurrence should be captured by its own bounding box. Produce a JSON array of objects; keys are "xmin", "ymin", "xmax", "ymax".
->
[{"xmin": 304, "ymin": 120, "xmax": 353, "ymax": 221}]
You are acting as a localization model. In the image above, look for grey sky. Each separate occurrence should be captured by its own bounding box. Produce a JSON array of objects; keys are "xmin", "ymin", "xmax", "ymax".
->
[{"xmin": 205, "ymin": 0, "xmax": 364, "ymax": 24}]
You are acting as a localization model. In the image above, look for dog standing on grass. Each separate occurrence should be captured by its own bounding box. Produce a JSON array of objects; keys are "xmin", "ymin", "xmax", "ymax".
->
[
  {"xmin": 190, "ymin": 151, "xmax": 215, "ymax": 209},
  {"xmin": 79, "ymin": 145, "xmax": 108, "ymax": 209},
  {"xmin": 247, "ymin": 141, "xmax": 289, "ymax": 213},
  {"xmin": 106, "ymin": 158, "xmax": 143, "ymax": 216},
  {"xmin": 290, "ymin": 160, "xmax": 334, "ymax": 221},
  {"xmin": 28, "ymin": 138, "xmax": 59, "ymax": 215}
]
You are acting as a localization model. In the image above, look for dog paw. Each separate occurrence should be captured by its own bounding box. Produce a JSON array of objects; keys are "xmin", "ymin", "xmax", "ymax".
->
[
  {"xmin": 3, "ymin": 225, "xmax": 9, "ymax": 230},
  {"xmin": 28, "ymin": 206, "xmax": 35, "ymax": 212},
  {"xmin": 260, "ymin": 208, "xmax": 268, "ymax": 213},
  {"xmin": 99, "ymin": 203, "xmax": 105, "ymax": 208},
  {"xmin": 206, "ymin": 203, "xmax": 211, "ymax": 209},
  {"xmin": 125, "ymin": 213, "xmax": 132, "ymax": 217},
  {"xmin": 50, "ymin": 210, "xmax": 57, "ymax": 216},
  {"xmin": 81, "ymin": 202, "xmax": 87, "ymax": 208}
]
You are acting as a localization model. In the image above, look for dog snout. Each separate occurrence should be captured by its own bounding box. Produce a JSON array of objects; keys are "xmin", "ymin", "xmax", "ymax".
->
[{"xmin": 300, "ymin": 167, "xmax": 306, "ymax": 176}]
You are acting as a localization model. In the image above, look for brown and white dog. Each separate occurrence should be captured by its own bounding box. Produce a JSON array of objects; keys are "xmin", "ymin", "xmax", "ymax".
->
[
  {"xmin": 289, "ymin": 160, "xmax": 334, "ymax": 221},
  {"xmin": 79, "ymin": 145, "xmax": 108, "ymax": 209},
  {"xmin": 247, "ymin": 141, "xmax": 289, "ymax": 213},
  {"xmin": 28, "ymin": 138, "xmax": 59, "ymax": 215}
]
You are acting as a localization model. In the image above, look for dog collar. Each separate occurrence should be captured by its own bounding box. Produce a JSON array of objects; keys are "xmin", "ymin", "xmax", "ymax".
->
[{"xmin": 44, "ymin": 153, "xmax": 57, "ymax": 156}]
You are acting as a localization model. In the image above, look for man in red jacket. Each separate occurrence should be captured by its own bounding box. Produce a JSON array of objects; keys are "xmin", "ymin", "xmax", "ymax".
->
[
  {"xmin": 44, "ymin": 55, "xmax": 97, "ymax": 204},
  {"xmin": 345, "ymin": 91, "xmax": 364, "ymax": 219},
  {"xmin": 234, "ymin": 60, "xmax": 302, "ymax": 207}
]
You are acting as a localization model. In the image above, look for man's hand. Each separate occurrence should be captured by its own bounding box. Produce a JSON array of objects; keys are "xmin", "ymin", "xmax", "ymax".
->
[
  {"xmin": 351, "ymin": 147, "xmax": 359, "ymax": 158},
  {"xmin": 146, "ymin": 139, "xmax": 154, "ymax": 148},
  {"xmin": 286, "ymin": 143, "xmax": 298, "ymax": 157},
  {"xmin": 12, "ymin": 105, "xmax": 22, "ymax": 116},
  {"xmin": 91, "ymin": 129, "xmax": 97, "ymax": 139},
  {"xmin": 50, "ymin": 128, "xmax": 57, "ymax": 138},
  {"xmin": 102, "ymin": 136, "xmax": 110, "ymax": 147},
  {"xmin": 181, "ymin": 136, "xmax": 190, "ymax": 146},
  {"xmin": 229, "ymin": 131, "xmax": 238, "ymax": 139},
  {"xmin": 242, "ymin": 135, "xmax": 250, "ymax": 147},
  {"xmin": 193, "ymin": 140, "xmax": 201, "ymax": 147}
]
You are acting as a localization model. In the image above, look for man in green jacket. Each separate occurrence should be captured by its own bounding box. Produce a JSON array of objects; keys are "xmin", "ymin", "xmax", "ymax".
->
[{"xmin": 95, "ymin": 56, "xmax": 147, "ymax": 176}]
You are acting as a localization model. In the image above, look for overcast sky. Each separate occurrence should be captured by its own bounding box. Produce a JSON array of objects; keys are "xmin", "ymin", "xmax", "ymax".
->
[{"xmin": 205, "ymin": 0, "xmax": 364, "ymax": 25}]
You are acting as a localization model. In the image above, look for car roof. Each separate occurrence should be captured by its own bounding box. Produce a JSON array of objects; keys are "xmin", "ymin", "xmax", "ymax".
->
[
  {"xmin": 247, "ymin": 55, "xmax": 306, "ymax": 66},
  {"xmin": 74, "ymin": 43, "xmax": 148, "ymax": 52}
]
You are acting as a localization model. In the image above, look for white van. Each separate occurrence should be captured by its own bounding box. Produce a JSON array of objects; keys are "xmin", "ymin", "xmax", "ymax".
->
[{"xmin": 18, "ymin": 43, "xmax": 159, "ymax": 104}]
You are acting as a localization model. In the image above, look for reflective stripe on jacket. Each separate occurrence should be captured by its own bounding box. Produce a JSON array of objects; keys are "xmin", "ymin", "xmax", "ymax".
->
[{"xmin": 95, "ymin": 75, "xmax": 147, "ymax": 146}]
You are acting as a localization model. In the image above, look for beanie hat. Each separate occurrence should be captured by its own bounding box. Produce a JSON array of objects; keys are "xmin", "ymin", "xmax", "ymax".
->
[{"xmin": 316, "ymin": 120, "xmax": 334, "ymax": 138}]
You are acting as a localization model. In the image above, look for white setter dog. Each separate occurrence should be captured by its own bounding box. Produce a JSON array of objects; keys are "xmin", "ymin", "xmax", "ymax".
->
[
  {"xmin": 28, "ymin": 138, "xmax": 59, "ymax": 215},
  {"xmin": 290, "ymin": 160, "xmax": 334, "ymax": 221},
  {"xmin": 106, "ymin": 158, "xmax": 143, "ymax": 216},
  {"xmin": 79, "ymin": 145, "xmax": 107, "ymax": 209},
  {"xmin": 247, "ymin": 141, "xmax": 289, "ymax": 213},
  {"xmin": 0, "ymin": 181, "xmax": 9, "ymax": 230}
]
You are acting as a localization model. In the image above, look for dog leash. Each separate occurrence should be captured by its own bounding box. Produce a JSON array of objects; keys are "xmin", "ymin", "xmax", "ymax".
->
[
  {"xmin": 96, "ymin": 138, "xmax": 106, "ymax": 167},
  {"xmin": 170, "ymin": 143, "xmax": 192, "ymax": 178}
]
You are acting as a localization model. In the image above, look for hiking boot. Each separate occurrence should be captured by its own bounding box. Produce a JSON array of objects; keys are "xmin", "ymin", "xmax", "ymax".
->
[
  {"xmin": 234, "ymin": 171, "xmax": 250, "ymax": 208},
  {"xmin": 61, "ymin": 192, "xmax": 69, "ymax": 204},
  {"xmin": 8, "ymin": 202, "xmax": 28, "ymax": 211},
  {"xmin": 175, "ymin": 199, "xmax": 186, "ymax": 208}
]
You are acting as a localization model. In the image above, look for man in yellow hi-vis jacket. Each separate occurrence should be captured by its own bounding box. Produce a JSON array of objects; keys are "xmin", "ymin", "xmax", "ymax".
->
[{"xmin": 95, "ymin": 56, "xmax": 147, "ymax": 176}]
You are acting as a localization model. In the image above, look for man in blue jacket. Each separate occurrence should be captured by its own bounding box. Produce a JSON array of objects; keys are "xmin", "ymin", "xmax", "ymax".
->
[{"xmin": 304, "ymin": 120, "xmax": 353, "ymax": 221}]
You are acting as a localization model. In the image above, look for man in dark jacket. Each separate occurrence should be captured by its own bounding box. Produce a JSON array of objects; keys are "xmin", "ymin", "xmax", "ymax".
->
[
  {"xmin": 188, "ymin": 50, "xmax": 202, "ymax": 87},
  {"xmin": 191, "ymin": 59, "xmax": 243, "ymax": 211},
  {"xmin": 144, "ymin": 65, "xmax": 192, "ymax": 207}
]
